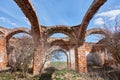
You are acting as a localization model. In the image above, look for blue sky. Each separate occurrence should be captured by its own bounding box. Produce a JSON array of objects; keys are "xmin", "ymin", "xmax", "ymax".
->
[{"xmin": 0, "ymin": 0, "xmax": 120, "ymax": 42}]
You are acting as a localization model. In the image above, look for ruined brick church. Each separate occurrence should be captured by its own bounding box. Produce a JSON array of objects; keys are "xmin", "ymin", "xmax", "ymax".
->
[{"xmin": 0, "ymin": 0, "xmax": 108, "ymax": 75}]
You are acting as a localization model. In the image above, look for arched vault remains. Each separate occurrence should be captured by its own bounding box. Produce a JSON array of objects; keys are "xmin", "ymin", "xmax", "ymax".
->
[
  {"xmin": 85, "ymin": 28, "xmax": 112, "ymax": 39},
  {"xmin": 0, "ymin": 0, "xmax": 107, "ymax": 75},
  {"xmin": 5, "ymin": 27, "xmax": 31, "ymax": 41}
]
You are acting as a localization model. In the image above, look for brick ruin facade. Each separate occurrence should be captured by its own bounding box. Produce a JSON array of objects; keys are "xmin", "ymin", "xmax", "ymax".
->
[
  {"xmin": 0, "ymin": 0, "xmax": 107, "ymax": 75},
  {"xmin": 0, "ymin": 26, "xmax": 108, "ymax": 74}
]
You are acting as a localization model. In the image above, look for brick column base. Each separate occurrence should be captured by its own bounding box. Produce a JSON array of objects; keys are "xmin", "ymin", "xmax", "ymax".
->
[
  {"xmin": 33, "ymin": 44, "xmax": 45, "ymax": 75},
  {"xmin": 77, "ymin": 46, "xmax": 87, "ymax": 73}
]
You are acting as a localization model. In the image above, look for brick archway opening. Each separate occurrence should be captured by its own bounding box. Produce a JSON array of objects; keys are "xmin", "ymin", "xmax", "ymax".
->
[
  {"xmin": 5, "ymin": 28, "xmax": 31, "ymax": 69},
  {"xmin": 49, "ymin": 49, "xmax": 68, "ymax": 70},
  {"xmin": 7, "ymin": 34, "xmax": 33, "ymax": 67},
  {"xmin": 84, "ymin": 28, "xmax": 111, "ymax": 72},
  {"xmin": 50, "ymin": 33, "xmax": 68, "ymax": 38},
  {"xmin": 85, "ymin": 28, "xmax": 111, "ymax": 43},
  {"xmin": 46, "ymin": 26, "xmax": 76, "ymax": 43},
  {"xmin": 86, "ymin": 34, "xmax": 105, "ymax": 43},
  {"xmin": 45, "ymin": 44, "xmax": 69, "ymax": 67}
]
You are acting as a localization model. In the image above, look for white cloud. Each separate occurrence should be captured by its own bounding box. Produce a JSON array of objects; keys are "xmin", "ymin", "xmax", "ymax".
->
[
  {"xmin": 97, "ymin": 9, "xmax": 120, "ymax": 20},
  {"xmin": 0, "ymin": 16, "xmax": 18, "ymax": 27},
  {"xmin": 94, "ymin": 18, "xmax": 105, "ymax": 26}
]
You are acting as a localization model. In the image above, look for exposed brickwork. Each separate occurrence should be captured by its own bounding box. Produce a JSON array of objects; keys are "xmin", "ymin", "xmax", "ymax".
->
[
  {"xmin": 76, "ymin": 43, "xmax": 92, "ymax": 72},
  {"xmin": 0, "ymin": 38, "xmax": 7, "ymax": 70},
  {"xmin": 0, "ymin": 29, "xmax": 108, "ymax": 74},
  {"xmin": 0, "ymin": 0, "xmax": 107, "ymax": 75},
  {"xmin": 85, "ymin": 28, "xmax": 112, "ymax": 39},
  {"xmin": 0, "ymin": 26, "xmax": 109, "ymax": 75}
]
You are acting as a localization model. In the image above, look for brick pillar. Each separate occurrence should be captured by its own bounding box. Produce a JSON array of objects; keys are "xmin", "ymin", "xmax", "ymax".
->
[
  {"xmin": 32, "ymin": 29, "xmax": 45, "ymax": 75},
  {"xmin": 33, "ymin": 44, "xmax": 45, "ymax": 75},
  {"xmin": 77, "ymin": 45, "xmax": 87, "ymax": 73},
  {"xmin": 33, "ymin": 49, "xmax": 40, "ymax": 75},
  {"xmin": 0, "ymin": 38, "xmax": 7, "ymax": 70}
]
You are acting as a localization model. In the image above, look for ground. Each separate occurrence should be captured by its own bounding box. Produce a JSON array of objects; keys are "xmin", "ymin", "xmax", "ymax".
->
[{"xmin": 0, "ymin": 61, "xmax": 120, "ymax": 80}]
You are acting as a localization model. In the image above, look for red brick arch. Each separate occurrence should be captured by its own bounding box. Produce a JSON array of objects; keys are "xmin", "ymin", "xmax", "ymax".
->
[
  {"xmin": 49, "ymin": 39, "xmax": 69, "ymax": 50},
  {"xmin": 78, "ymin": 0, "xmax": 107, "ymax": 40},
  {"xmin": 14, "ymin": 0, "xmax": 41, "ymax": 38},
  {"xmin": 50, "ymin": 46, "xmax": 68, "ymax": 57},
  {"xmin": 85, "ymin": 28, "xmax": 112, "ymax": 40},
  {"xmin": 96, "ymin": 38, "xmax": 107, "ymax": 44},
  {"xmin": 0, "ymin": 27, "xmax": 31, "ymax": 70},
  {"xmin": 46, "ymin": 25, "xmax": 75, "ymax": 40},
  {"xmin": 5, "ymin": 27, "xmax": 31, "ymax": 41},
  {"xmin": 48, "ymin": 46, "xmax": 69, "ymax": 68}
]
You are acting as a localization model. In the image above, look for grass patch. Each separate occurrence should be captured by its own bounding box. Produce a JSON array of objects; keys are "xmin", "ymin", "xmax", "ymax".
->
[
  {"xmin": 0, "ymin": 71, "xmax": 40, "ymax": 80},
  {"xmin": 51, "ymin": 62, "xmax": 67, "ymax": 67},
  {"xmin": 52, "ymin": 69, "xmax": 93, "ymax": 80}
]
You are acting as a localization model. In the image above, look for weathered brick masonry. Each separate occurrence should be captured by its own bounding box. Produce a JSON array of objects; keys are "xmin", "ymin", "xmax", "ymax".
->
[{"xmin": 0, "ymin": 0, "xmax": 107, "ymax": 75}]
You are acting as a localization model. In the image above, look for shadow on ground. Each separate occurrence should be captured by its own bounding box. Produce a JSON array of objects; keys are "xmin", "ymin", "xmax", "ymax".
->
[{"xmin": 40, "ymin": 67, "xmax": 58, "ymax": 80}]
